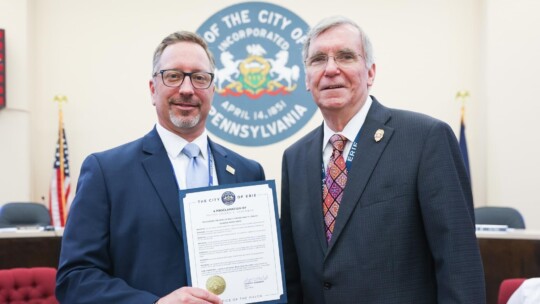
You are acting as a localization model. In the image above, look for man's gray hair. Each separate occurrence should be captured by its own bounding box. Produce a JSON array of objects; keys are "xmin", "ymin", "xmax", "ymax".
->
[
  {"xmin": 303, "ymin": 16, "xmax": 374, "ymax": 68},
  {"xmin": 152, "ymin": 31, "xmax": 216, "ymax": 74}
]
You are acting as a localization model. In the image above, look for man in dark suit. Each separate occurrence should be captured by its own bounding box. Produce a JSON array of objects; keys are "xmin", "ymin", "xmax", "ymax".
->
[
  {"xmin": 280, "ymin": 16, "xmax": 485, "ymax": 303},
  {"xmin": 56, "ymin": 31, "xmax": 265, "ymax": 304}
]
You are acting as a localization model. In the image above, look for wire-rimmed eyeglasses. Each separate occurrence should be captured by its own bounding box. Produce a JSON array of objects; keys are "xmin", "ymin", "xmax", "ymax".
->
[
  {"xmin": 305, "ymin": 50, "xmax": 364, "ymax": 69},
  {"xmin": 153, "ymin": 69, "xmax": 214, "ymax": 89}
]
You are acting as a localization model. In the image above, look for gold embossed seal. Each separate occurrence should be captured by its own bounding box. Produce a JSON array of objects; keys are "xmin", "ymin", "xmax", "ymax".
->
[{"xmin": 206, "ymin": 275, "xmax": 226, "ymax": 295}]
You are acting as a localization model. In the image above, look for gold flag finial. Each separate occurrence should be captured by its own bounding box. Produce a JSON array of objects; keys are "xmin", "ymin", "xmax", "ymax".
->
[
  {"xmin": 53, "ymin": 95, "xmax": 68, "ymax": 109},
  {"xmin": 455, "ymin": 90, "xmax": 470, "ymax": 101},
  {"xmin": 455, "ymin": 90, "xmax": 470, "ymax": 123}
]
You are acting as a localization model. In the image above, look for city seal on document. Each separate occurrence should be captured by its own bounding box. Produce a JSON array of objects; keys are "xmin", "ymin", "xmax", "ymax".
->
[
  {"xmin": 221, "ymin": 191, "xmax": 236, "ymax": 206},
  {"xmin": 197, "ymin": 2, "xmax": 317, "ymax": 146}
]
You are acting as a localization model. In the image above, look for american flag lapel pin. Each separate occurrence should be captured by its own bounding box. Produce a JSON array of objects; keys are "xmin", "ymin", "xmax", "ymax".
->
[{"xmin": 226, "ymin": 165, "xmax": 236, "ymax": 175}]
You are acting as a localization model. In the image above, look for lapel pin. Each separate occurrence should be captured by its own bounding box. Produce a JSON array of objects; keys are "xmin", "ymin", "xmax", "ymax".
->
[
  {"xmin": 226, "ymin": 165, "xmax": 236, "ymax": 175},
  {"xmin": 374, "ymin": 129, "xmax": 384, "ymax": 142}
]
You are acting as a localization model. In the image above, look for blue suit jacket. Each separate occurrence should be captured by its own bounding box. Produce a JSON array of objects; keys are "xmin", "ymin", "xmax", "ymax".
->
[
  {"xmin": 56, "ymin": 128, "xmax": 265, "ymax": 303},
  {"xmin": 280, "ymin": 98, "xmax": 485, "ymax": 303}
]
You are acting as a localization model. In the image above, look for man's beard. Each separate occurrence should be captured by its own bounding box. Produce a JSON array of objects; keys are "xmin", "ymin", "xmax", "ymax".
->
[
  {"xmin": 169, "ymin": 109, "xmax": 200, "ymax": 129},
  {"xmin": 168, "ymin": 97, "xmax": 201, "ymax": 129}
]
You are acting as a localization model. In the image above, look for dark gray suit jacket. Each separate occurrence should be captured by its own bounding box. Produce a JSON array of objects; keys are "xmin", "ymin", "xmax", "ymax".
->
[
  {"xmin": 56, "ymin": 127, "xmax": 265, "ymax": 303},
  {"xmin": 281, "ymin": 98, "xmax": 485, "ymax": 303}
]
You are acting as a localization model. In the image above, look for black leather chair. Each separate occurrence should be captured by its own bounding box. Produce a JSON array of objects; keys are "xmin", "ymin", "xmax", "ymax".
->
[
  {"xmin": 0, "ymin": 202, "xmax": 51, "ymax": 228},
  {"xmin": 474, "ymin": 206, "xmax": 526, "ymax": 229}
]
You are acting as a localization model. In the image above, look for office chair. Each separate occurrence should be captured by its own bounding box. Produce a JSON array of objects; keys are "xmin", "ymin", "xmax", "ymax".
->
[
  {"xmin": 0, "ymin": 202, "xmax": 51, "ymax": 228},
  {"xmin": 498, "ymin": 278, "xmax": 527, "ymax": 304},
  {"xmin": 474, "ymin": 206, "xmax": 526, "ymax": 229}
]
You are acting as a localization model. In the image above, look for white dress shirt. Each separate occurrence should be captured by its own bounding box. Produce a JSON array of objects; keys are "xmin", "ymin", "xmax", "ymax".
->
[
  {"xmin": 322, "ymin": 96, "xmax": 373, "ymax": 169},
  {"xmin": 156, "ymin": 123, "xmax": 219, "ymax": 189}
]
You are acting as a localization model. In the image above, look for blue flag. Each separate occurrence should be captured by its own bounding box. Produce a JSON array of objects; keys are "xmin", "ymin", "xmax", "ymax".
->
[{"xmin": 459, "ymin": 117, "xmax": 470, "ymax": 179}]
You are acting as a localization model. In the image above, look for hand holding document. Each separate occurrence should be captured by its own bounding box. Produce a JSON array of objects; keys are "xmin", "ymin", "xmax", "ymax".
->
[{"xmin": 180, "ymin": 180, "xmax": 286, "ymax": 304}]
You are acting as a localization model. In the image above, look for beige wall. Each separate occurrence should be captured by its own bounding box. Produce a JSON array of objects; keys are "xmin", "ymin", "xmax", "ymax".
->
[
  {"xmin": 484, "ymin": 0, "xmax": 540, "ymax": 224},
  {"xmin": 1, "ymin": 0, "xmax": 538, "ymax": 227},
  {"xmin": 0, "ymin": 0, "xmax": 32, "ymax": 202}
]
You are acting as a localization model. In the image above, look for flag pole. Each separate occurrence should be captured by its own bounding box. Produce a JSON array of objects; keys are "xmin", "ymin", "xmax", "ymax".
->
[
  {"xmin": 455, "ymin": 90, "xmax": 471, "ymax": 180},
  {"xmin": 53, "ymin": 95, "xmax": 68, "ymax": 224},
  {"xmin": 455, "ymin": 90, "xmax": 470, "ymax": 123}
]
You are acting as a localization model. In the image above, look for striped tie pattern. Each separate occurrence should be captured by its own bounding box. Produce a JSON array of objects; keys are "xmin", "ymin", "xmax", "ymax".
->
[{"xmin": 323, "ymin": 134, "xmax": 348, "ymax": 243}]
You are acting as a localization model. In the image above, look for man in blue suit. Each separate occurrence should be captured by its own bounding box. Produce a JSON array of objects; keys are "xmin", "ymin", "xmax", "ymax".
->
[
  {"xmin": 56, "ymin": 31, "xmax": 265, "ymax": 304},
  {"xmin": 280, "ymin": 16, "xmax": 485, "ymax": 303}
]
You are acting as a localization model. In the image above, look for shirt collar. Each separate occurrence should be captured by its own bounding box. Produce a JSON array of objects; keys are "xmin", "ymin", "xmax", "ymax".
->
[
  {"xmin": 155, "ymin": 123, "xmax": 209, "ymax": 160},
  {"xmin": 323, "ymin": 95, "xmax": 373, "ymax": 150}
]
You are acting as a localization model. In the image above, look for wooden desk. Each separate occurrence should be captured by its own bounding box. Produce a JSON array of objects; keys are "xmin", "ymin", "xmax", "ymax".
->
[
  {"xmin": 0, "ymin": 229, "xmax": 63, "ymax": 269},
  {"xmin": 477, "ymin": 230, "xmax": 540, "ymax": 304}
]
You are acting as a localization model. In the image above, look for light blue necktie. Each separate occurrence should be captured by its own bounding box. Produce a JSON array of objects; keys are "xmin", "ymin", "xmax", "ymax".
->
[{"xmin": 182, "ymin": 143, "xmax": 209, "ymax": 189}]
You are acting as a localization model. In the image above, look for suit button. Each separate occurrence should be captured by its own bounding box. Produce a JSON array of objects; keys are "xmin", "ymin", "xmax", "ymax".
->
[{"xmin": 323, "ymin": 282, "xmax": 332, "ymax": 290}]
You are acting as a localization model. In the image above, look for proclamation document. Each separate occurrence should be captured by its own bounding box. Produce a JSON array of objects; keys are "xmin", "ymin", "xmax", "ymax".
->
[{"xmin": 179, "ymin": 180, "xmax": 286, "ymax": 304}]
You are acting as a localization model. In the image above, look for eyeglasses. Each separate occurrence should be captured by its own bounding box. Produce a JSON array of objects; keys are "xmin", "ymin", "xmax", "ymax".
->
[
  {"xmin": 305, "ymin": 51, "xmax": 364, "ymax": 69},
  {"xmin": 153, "ymin": 69, "xmax": 214, "ymax": 89}
]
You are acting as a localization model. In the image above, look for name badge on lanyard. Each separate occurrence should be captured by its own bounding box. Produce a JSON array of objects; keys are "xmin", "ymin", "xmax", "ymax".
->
[{"xmin": 207, "ymin": 144, "xmax": 215, "ymax": 187}]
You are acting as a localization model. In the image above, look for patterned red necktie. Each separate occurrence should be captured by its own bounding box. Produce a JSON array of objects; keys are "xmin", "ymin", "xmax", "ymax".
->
[{"xmin": 323, "ymin": 134, "xmax": 348, "ymax": 243}]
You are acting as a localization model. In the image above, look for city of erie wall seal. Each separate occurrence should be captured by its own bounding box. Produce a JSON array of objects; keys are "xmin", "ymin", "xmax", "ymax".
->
[{"xmin": 197, "ymin": 2, "xmax": 316, "ymax": 146}]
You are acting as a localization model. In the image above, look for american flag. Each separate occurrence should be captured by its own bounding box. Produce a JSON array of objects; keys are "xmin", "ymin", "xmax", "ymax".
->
[{"xmin": 49, "ymin": 121, "xmax": 72, "ymax": 227}]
